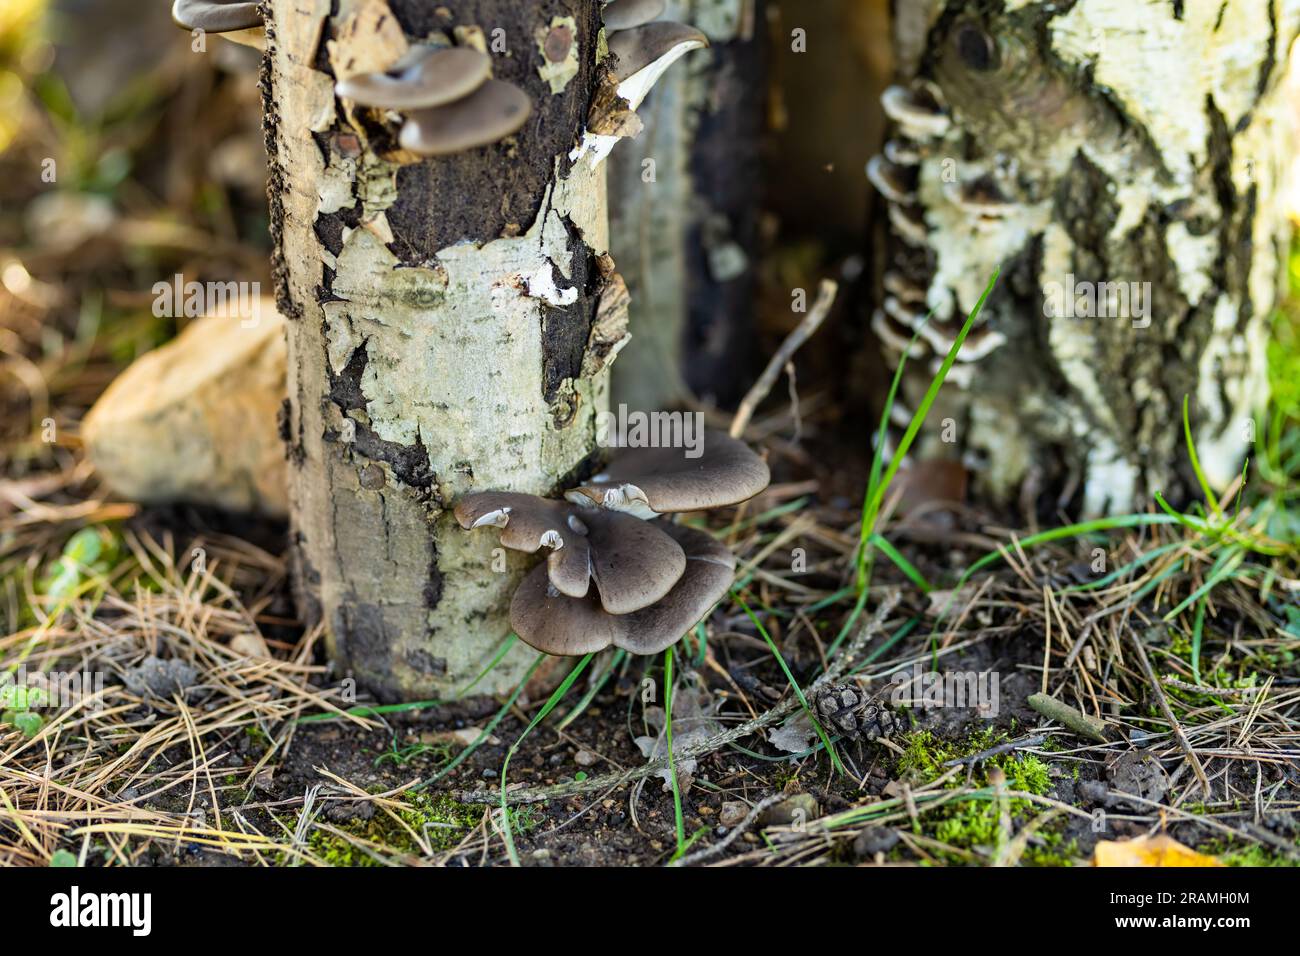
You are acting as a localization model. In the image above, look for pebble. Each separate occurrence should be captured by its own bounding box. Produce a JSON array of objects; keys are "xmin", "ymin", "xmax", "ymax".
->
[
  {"xmin": 758, "ymin": 794, "xmax": 819, "ymax": 827},
  {"xmin": 853, "ymin": 827, "xmax": 899, "ymax": 859},
  {"xmin": 575, "ymin": 749, "xmax": 598, "ymax": 767},
  {"xmin": 718, "ymin": 801, "xmax": 748, "ymax": 826}
]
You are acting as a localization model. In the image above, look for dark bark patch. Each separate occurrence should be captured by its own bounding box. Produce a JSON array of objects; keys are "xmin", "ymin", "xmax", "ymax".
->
[
  {"xmin": 333, "ymin": 600, "xmax": 395, "ymax": 693},
  {"xmin": 1256, "ymin": 0, "xmax": 1278, "ymax": 99},
  {"xmin": 684, "ymin": 28, "xmax": 767, "ymax": 408},
  {"xmin": 405, "ymin": 649, "xmax": 447, "ymax": 676},
  {"xmin": 539, "ymin": 216, "xmax": 599, "ymax": 404},
  {"xmin": 376, "ymin": 0, "xmax": 602, "ymax": 256},
  {"xmin": 324, "ymin": 343, "xmax": 439, "ymax": 492}
]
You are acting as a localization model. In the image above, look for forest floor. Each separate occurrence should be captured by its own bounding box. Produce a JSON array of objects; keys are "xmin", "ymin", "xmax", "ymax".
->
[
  {"xmin": 2, "ymin": 7, "xmax": 1300, "ymax": 867},
  {"xmin": 2, "ymin": 383, "xmax": 1299, "ymax": 866}
]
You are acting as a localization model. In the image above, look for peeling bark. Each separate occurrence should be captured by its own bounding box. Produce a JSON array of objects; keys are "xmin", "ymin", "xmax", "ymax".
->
[
  {"xmin": 875, "ymin": 0, "xmax": 1296, "ymax": 516},
  {"xmin": 265, "ymin": 0, "xmax": 617, "ymax": 699},
  {"xmin": 608, "ymin": 0, "xmax": 766, "ymax": 410}
]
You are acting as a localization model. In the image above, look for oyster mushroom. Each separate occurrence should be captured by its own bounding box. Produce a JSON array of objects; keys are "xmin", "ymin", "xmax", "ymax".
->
[
  {"xmin": 171, "ymin": 0, "xmax": 264, "ymax": 49},
  {"xmin": 608, "ymin": 21, "xmax": 709, "ymax": 97},
  {"xmin": 399, "ymin": 79, "xmax": 533, "ymax": 156},
  {"xmin": 570, "ymin": 17, "xmax": 708, "ymax": 166},
  {"xmin": 510, "ymin": 522, "xmax": 735, "ymax": 656},
  {"xmin": 334, "ymin": 44, "xmax": 531, "ymax": 157},
  {"xmin": 454, "ymin": 492, "xmax": 686, "ymax": 614},
  {"xmin": 602, "ymin": 0, "xmax": 667, "ymax": 32},
  {"xmin": 566, "ymin": 430, "xmax": 770, "ymax": 518},
  {"xmin": 335, "ymin": 46, "xmax": 492, "ymax": 110}
]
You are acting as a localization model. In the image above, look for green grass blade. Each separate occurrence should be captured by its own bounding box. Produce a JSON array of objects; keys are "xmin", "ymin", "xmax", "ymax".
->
[
  {"xmin": 870, "ymin": 532, "xmax": 932, "ymax": 592},
  {"xmin": 856, "ymin": 268, "xmax": 1000, "ymax": 591},
  {"xmin": 1183, "ymin": 394, "xmax": 1222, "ymax": 518},
  {"xmin": 664, "ymin": 648, "xmax": 686, "ymax": 854},
  {"xmin": 456, "ymin": 633, "xmax": 518, "ymax": 698},
  {"xmin": 734, "ymin": 591, "xmax": 846, "ymax": 776},
  {"xmin": 499, "ymin": 653, "xmax": 594, "ymax": 865},
  {"xmin": 555, "ymin": 649, "xmax": 625, "ymax": 731}
]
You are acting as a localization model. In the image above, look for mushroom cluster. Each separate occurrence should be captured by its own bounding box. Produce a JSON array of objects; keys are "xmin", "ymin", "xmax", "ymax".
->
[
  {"xmin": 869, "ymin": 80, "xmax": 1006, "ymax": 401},
  {"xmin": 335, "ymin": 46, "xmax": 532, "ymax": 156},
  {"xmin": 171, "ymin": 0, "xmax": 265, "ymax": 49},
  {"xmin": 602, "ymin": 0, "xmax": 707, "ymax": 91},
  {"xmin": 454, "ymin": 431, "xmax": 769, "ymax": 657}
]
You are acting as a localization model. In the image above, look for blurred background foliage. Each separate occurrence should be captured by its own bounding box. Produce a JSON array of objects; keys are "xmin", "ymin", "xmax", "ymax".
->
[{"xmin": 1, "ymin": 0, "xmax": 271, "ymax": 478}]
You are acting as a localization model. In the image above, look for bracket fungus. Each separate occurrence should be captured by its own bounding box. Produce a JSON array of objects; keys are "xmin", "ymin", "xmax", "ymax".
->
[
  {"xmin": 334, "ymin": 46, "xmax": 491, "ymax": 110},
  {"xmin": 602, "ymin": 0, "xmax": 666, "ymax": 33},
  {"xmin": 571, "ymin": 2, "xmax": 708, "ymax": 166},
  {"xmin": 334, "ymin": 45, "xmax": 531, "ymax": 157},
  {"xmin": 171, "ymin": 0, "xmax": 265, "ymax": 49},
  {"xmin": 455, "ymin": 432, "xmax": 768, "ymax": 657}
]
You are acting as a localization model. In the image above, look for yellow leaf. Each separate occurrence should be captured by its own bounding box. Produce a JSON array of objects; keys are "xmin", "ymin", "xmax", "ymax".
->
[{"xmin": 1093, "ymin": 834, "xmax": 1222, "ymax": 867}]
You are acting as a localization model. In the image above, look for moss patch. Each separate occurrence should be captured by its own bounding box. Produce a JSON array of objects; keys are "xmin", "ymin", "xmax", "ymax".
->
[
  {"xmin": 303, "ymin": 792, "xmax": 485, "ymax": 866},
  {"xmin": 893, "ymin": 729, "xmax": 1073, "ymax": 866}
]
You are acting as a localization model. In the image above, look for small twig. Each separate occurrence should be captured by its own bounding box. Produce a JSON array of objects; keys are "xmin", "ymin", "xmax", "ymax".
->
[
  {"xmin": 669, "ymin": 794, "xmax": 784, "ymax": 866},
  {"xmin": 942, "ymin": 734, "xmax": 1048, "ymax": 768},
  {"xmin": 1026, "ymin": 693, "xmax": 1109, "ymax": 744},
  {"xmin": 1127, "ymin": 628, "xmax": 1212, "ymax": 795},
  {"xmin": 1160, "ymin": 678, "xmax": 1261, "ymax": 697},
  {"xmin": 729, "ymin": 279, "xmax": 837, "ymax": 439}
]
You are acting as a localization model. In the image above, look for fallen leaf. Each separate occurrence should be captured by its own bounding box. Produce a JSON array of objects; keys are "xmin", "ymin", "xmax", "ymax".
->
[
  {"xmin": 1092, "ymin": 834, "xmax": 1222, "ymax": 867},
  {"xmin": 768, "ymin": 711, "xmax": 816, "ymax": 754}
]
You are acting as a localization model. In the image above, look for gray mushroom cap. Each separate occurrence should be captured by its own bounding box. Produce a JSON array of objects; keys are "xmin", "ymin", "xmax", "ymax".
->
[
  {"xmin": 608, "ymin": 21, "xmax": 709, "ymax": 82},
  {"xmin": 399, "ymin": 79, "xmax": 532, "ymax": 156},
  {"xmin": 172, "ymin": 0, "xmax": 263, "ymax": 32},
  {"xmin": 566, "ymin": 430, "xmax": 770, "ymax": 517},
  {"xmin": 454, "ymin": 491, "xmax": 686, "ymax": 615},
  {"xmin": 603, "ymin": 0, "xmax": 668, "ymax": 32},
  {"xmin": 510, "ymin": 522, "xmax": 735, "ymax": 656},
  {"xmin": 335, "ymin": 46, "xmax": 492, "ymax": 110}
]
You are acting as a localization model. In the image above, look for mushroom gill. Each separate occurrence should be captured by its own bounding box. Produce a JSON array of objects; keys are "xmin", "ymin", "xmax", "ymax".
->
[
  {"xmin": 454, "ymin": 492, "xmax": 686, "ymax": 615},
  {"xmin": 510, "ymin": 522, "xmax": 735, "ymax": 657}
]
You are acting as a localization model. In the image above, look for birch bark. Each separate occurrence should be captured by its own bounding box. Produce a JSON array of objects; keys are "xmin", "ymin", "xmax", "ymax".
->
[
  {"xmin": 265, "ymin": 0, "xmax": 624, "ymax": 698},
  {"xmin": 878, "ymin": 0, "xmax": 1297, "ymax": 515}
]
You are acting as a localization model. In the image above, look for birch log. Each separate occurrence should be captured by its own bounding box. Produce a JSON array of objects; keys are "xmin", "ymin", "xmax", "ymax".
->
[
  {"xmin": 265, "ymin": 0, "xmax": 623, "ymax": 699},
  {"xmin": 873, "ymin": 0, "xmax": 1297, "ymax": 516},
  {"xmin": 609, "ymin": 0, "xmax": 765, "ymax": 410}
]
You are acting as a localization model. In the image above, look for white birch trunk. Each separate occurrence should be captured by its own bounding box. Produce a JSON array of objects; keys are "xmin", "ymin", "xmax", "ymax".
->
[
  {"xmin": 877, "ymin": 0, "xmax": 1297, "ymax": 516},
  {"xmin": 265, "ymin": 0, "xmax": 622, "ymax": 699}
]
